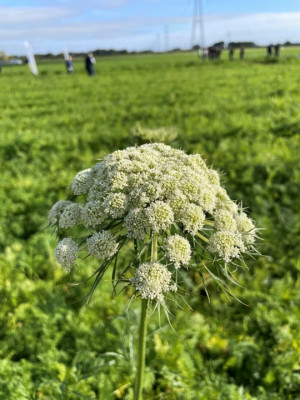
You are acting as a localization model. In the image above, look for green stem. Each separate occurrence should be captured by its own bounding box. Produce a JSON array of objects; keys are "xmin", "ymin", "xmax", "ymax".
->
[
  {"xmin": 134, "ymin": 298, "xmax": 149, "ymax": 400},
  {"xmin": 134, "ymin": 234, "xmax": 157, "ymax": 400},
  {"xmin": 196, "ymin": 232, "xmax": 210, "ymax": 243},
  {"xmin": 204, "ymin": 219, "xmax": 215, "ymax": 227},
  {"xmin": 151, "ymin": 234, "xmax": 158, "ymax": 262}
]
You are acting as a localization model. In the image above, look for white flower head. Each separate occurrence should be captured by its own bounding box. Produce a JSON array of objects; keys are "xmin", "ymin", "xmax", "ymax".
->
[
  {"xmin": 87, "ymin": 180, "xmax": 108, "ymax": 202},
  {"xmin": 87, "ymin": 231, "xmax": 118, "ymax": 260},
  {"xmin": 185, "ymin": 153, "xmax": 209, "ymax": 173},
  {"xmin": 208, "ymin": 231, "xmax": 245, "ymax": 263},
  {"xmin": 71, "ymin": 168, "xmax": 93, "ymax": 195},
  {"xmin": 55, "ymin": 238, "xmax": 78, "ymax": 272},
  {"xmin": 110, "ymin": 171, "xmax": 128, "ymax": 191},
  {"xmin": 168, "ymin": 191, "xmax": 187, "ymax": 218},
  {"xmin": 131, "ymin": 262, "xmax": 176, "ymax": 302},
  {"xmin": 198, "ymin": 184, "xmax": 217, "ymax": 213},
  {"xmin": 48, "ymin": 200, "xmax": 72, "ymax": 225},
  {"xmin": 81, "ymin": 201, "xmax": 106, "ymax": 228},
  {"xmin": 236, "ymin": 212, "xmax": 256, "ymax": 244},
  {"xmin": 124, "ymin": 208, "xmax": 149, "ymax": 239},
  {"xmin": 164, "ymin": 235, "xmax": 191, "ymax": 269},
  {"xmin": 214, "ymin": 209, "xmax": 237, "ymax": 232},
  {"xmin": 207, "ymin": 169, "xmax": 220, "ymax": 186},
  {"xmin": 59, "ymin": 203, "xmax": 82, "ymax": 229},
  {"xmin": 182, "ymin": 174, "xmax": 201, "ymax": 202},
  {"xmin": 180, "ymin": 203, "xmax": 205, "ymax": 235},
  {"xmin": 103, "ymin": 192, "xmax": 128, "ymax": 219},
  {"xmin": 215, "ymin": 188, "xmax": 238, "ymax": 215},
  {"xmin": 146, "ymin": 201, "xmax": 174, "ymax": 233}
]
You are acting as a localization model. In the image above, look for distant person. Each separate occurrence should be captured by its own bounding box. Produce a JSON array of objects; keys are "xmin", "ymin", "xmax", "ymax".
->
[
  {"xmin": 65, "ymin": 56, "xmax": 73, "ymax": 74},
  {"xmin": 198, "ymin": 47, "xmax": 207, "ymax": 60},
  {"xmin": 240, "ymin": 47, "xmax": 245, "ymax": 60},
  {"xmin": 267, "ymin": 44, "xmax": 273, "ymax": 57},
  {"xmin": 86, "ymin": 52, "xmax": 96, "ymax": 76},
  {"xmin": 275, "ymin": 44, "xmax": 281, "ymax": 57},
  {"xmin": 208, "ymin": 47, "xmax": 214, "ymax": 59},
  {"xmin": 229, "ymin": 46, "xmax": 234, "ymax": 60},
  {"xmin": 215, "ymin": 47, "xmax": 222, "ymax": 59}
]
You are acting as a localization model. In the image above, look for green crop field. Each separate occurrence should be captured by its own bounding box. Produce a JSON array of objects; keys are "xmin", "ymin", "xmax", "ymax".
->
[{"xmin": 1, "ymin": 50, "xmax": 300, "ymax": 400}]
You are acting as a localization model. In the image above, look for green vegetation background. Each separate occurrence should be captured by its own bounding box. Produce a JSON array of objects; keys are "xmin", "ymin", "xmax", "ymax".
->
[{"xmin": 0, "ymin": 49, "xmax": 300, "ymax": 400}]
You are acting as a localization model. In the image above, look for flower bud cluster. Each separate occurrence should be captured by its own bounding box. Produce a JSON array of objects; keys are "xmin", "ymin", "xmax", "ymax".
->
[
  {"xmin": 86, "ymin": 231, "xmax": 118, "ymax": 260},
  {"xmin": 48, "ymin": 200, "xmax": 72, "ymax": 225},
  {"xmin": 164, "ymin": 235, "xmax": 191, "ymax": 269},
  {"xmin": 208, "ymin": 231, "xmax": 245, "ymax": 263},
  {"xmin": 70, "ymin": 168, "xmax": 93, "ymax": 195},
  {"xmin": 54, "ymin": 238, "xmax": 78, "ymax": 272},
  {"xmin": 59, "ymin": 203, "xmax": 82, "ymax": 229},
  {"xmin": 131, "ymin": 262, "xmax": 177, "ymax": 302}
]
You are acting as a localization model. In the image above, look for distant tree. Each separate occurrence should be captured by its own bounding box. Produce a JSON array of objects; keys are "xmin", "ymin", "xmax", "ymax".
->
[
  {"xmin": 0, "ymin": 51, "xmax": 9, "ymax": 62},
  {"xmin": 283, "ymin": 41, "xmax": 300, "ymax": 47},
  {"xmin": 228, "ymin": 42, "xmax": 256, "ymax": 49}
]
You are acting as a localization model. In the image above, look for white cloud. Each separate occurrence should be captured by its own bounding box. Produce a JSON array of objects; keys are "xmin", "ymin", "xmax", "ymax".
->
[
  {"xmin": 0, "ymin": 8, "xmax": 299, "ymax": 54},
  {"xmin": 203, "ymin": 12, "xmax": 300, "ymax": 45},
  {"xmin": 0, "ymin": 6, "xmax": 71, "ymax": 24}
]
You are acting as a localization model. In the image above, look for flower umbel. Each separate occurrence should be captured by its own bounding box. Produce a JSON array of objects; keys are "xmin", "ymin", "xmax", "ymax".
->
[{"xmin": 50, "ymin": 143, "xmax": 258, "ymax": 303}]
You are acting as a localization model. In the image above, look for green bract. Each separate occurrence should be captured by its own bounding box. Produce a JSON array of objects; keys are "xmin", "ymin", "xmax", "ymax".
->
[{"xmin": 49, "ymin": 143, "xmax": 258, "ymax": 303}]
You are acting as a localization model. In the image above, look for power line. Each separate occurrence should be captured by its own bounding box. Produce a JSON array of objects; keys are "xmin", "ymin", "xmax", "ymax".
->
[
  {"xmin": 164, "ymin": 24, "xmax": 169, "ymax": 52},
  {"xmin": 191, "ymin": 0, "xmax": 205, "ymax": 48},
  {"xmin": 199, "ymin": 0, "xmax": 205, "ymax": 48},
  {"xmin": 190, "ymin": 0, "xmax": 198, "ymax": 48}
]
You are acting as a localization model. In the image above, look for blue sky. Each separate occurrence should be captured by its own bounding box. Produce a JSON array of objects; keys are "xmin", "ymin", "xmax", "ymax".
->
[{"xmin": 1, "ymin": 0, "xmax": 300, "ymax": 55}]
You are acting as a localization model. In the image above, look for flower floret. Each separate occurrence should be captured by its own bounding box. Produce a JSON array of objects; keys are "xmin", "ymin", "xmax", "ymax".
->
[
  {"xmin": 48, "ymin": 200, "xmax": 72, "ymax": 225},
  {"xmin": 180, "ymin": 203, "xmax": 205, "ymax": 235},
  {"xmin": 103, "ymin": 192, "xmax": 127, "ymax": 219},
  {"xmin": 124, "ymin": 208, "xmax": 148, "ymax": 239},
  {"xmin": 236, "ymin": 212, "xmax": 256, "ymax": 244},
  {"xmin": 81, "ymin": 201, "xmax": 106, "ymax": 227},
  {"xmin": 207, "ymin": 169, "xmax": 220, "ymax": 186},
  {"xmin": 208, "ymin": 231, "xmax": 245, "ymax": 263},
  {"xmin": 87, "ymin": 231, "xmax": 118, "ymax": 260},
  {"xmin": 55, "ymin": 238, "xmax": 78, "ymax": 272},
  {"xmin": 71, "ymin": 168, "xmax": 93, "ymax": 195},
  {"xmin": 59, "ymin": 203, "xmax": 82, "ymax": 229},
  {"xmin": 198, "ymin": 185, "xmax": 217, "ymax": 213},
  {"xmin": 214, "ymin": 209, "xmax": 237, "ymax": 232},
  {"xmin": 164, "ymin": 235, "xmax": 191, "ymax": 269},
  {"xmin": 131, "ymin": 262, "xmax": 176, "ymax": 302},
  {"xmin": 146, "ymin": 201, "xmax": 174, "ymax": 233}
]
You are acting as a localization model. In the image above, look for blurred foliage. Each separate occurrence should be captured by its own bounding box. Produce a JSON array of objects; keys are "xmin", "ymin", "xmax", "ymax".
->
[
  {"xmin": 130, "ymin": 122, "xmax": 178, "ymax": 145},
  {"xmin": 0, "ymin": 51, "xmax": 300, "ymax": 399}
]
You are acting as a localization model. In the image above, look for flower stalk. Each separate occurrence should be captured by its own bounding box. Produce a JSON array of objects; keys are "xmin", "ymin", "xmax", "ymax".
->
[
  {"xmin": 134, "ymin": 235, "xmax": 157, "ymax": 400},
  {"xmin": 134, "ymin": 298, "xmax": 149, "ymax": 400}
]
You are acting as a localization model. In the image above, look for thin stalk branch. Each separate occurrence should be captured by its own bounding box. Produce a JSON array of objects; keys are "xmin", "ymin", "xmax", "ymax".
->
[{"xmin": 196, "ymin": 232, "xmax": 209, "ymax": 243}]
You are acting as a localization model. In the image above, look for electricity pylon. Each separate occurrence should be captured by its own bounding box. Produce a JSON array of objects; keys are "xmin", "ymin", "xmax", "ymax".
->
[{"xmin": 191, "ymin": 0, "xmax": 205, "ymax": 49}]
